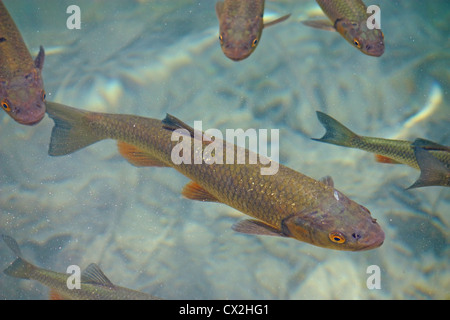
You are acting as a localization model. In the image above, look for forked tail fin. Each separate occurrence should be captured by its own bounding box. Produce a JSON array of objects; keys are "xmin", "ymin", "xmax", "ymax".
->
[
  {"xmin": 45, "ymin": 102, "xmax": 103, "ymax": 156},
  {"xmin": 2, "ymin": 235, "xmax": 36, "ymax": 280},
  {"xmin": 312, "ymin": 111, "xmax": 359, "ymax": 148}
]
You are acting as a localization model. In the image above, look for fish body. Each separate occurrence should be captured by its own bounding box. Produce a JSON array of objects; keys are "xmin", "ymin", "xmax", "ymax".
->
[
  {"xmin": 45, "ymin": 102, "xmax": 384, "ymax": 251},
  {"xmin": 303, "ymin": 0, "xmax": 384, "ymax": 56},
  {"xmin": 2, "ymin": 235, "xmax": 161, "ymax": 300},
  {"xmin": 0, "ymin": 0, "xmax": 46, "ymax": 125},
  {"xmin": 216, "ymin": 0, "xmax": 290, "ymax": 61},
  {"xmin": 313, "ymin": 111, "xmax": 450, "ymax": 188}
]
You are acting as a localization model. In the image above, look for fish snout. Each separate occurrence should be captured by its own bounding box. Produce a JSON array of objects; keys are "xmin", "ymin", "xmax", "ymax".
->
[
  {"xmin": 15, "ymin": 102, "xmax": 46, "ymax": 125},
  {"xmin": 364, "ymin": 41, "xmax": 385, "ymax": 57},
  {"xmin": 222, "ymin": 44, "xmax": 251, "ymax": 61}
]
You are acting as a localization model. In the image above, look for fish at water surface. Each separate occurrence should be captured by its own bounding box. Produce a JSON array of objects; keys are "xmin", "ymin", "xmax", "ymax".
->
[
  {"xmin": 302, "ymin": 0, "xmax": 384, "ymax": 56},
  {"xmin": 313, "ymin": 111, "xmax": 450, "ymax": 189},
  {"xmin": 0, "ymin": 0, "xmax": 46, "ymax": 125},
  {"xmin": 2, "ymin": 235, "xmax": 161, "ymax": 300},
  {"xmin": 216, "ymin": 0, "xmax": 290, "ymax": 61},
  {"xmin": 45, "ymin": 102, "xmax": 384, "ymax": 251}
]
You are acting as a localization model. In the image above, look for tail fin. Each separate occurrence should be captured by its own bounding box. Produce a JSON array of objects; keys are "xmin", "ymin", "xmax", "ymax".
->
[
  {"xmin": 312, "ymin": 111, "xmax": 359, "ymax": 148},
  {"xmin": 407, "ymin": 147, "xmax": 450, "ymax": 189},
  {"xmin": 45, "ymin": 102, "xmax": 102, "ymax": 156},
  {"xmin": 2, "ymin": 235, "xmax": 36, "ymax": 280}
]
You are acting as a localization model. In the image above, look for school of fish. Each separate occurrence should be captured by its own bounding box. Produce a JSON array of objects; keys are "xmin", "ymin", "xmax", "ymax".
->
[{"xmin": 1, "ymin": 0, "xmax": 448, "ymax": 300}]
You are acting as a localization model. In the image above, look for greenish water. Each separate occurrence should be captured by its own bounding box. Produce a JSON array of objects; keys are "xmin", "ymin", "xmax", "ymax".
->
[{"xmin": 0, "ymin": 0, "xmax": 448, "ymax": 300}]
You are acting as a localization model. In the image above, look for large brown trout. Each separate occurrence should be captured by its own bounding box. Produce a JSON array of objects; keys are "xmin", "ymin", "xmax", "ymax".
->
[
  {"xmin": 216, "ymin": 0, "xmax": 290, "ymax": 61},
  {"xmin": 45, "ymin": 102, "xmax": 384, "ymax": 251},
  {"xmin": 0, "ymin": 0, "xmax": 46, "ymax": 125},
  {"xmin": 303, "ymin": 0, "xmax": 384, "ymax": 56},
  {"xmin": 3, "ymin": 235, "xmax": 161, "ymax": 300},
  {"xmin": 313, "ymin": 111, "xmax": 450, "ymax": 189}
]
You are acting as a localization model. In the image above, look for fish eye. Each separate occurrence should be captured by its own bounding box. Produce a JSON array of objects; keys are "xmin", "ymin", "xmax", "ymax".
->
[
  {"xmin": 1, "ymin": 99, "xmax": 11, "ymax": 112},
  {"xmin": 219, "ymin": 34, "xmax": 224, "ymax": 45},
  {"xmin": 41, "ymin": 90, "xmax": 46, "ymax": 101},
  {"xmin": 353, "ymin": 38, "xmax": 361, "ymax": 48},
  {"xmin": 329, "ymin": 231, "xmax": 346, "ymax": 244},
  {"xmin": 251, "ymin": 38, "xmax": 258, "ymax": 47}
]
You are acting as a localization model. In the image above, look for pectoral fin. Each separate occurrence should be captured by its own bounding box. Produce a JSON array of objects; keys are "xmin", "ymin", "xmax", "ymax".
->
[
  {"xmin": 302, "ymin": 19, "xmax": 336, "ymax": 32},
  {"xmin": 232, "ymin": 219, "xmax": 288, "ymax": 237},
  {"xmin": 182, "ymin": 181, "xmax": 220, "ymax": 202},
  {"xmin": 264, "ymin": 14, "xmax": 291, "ymax": 28}
]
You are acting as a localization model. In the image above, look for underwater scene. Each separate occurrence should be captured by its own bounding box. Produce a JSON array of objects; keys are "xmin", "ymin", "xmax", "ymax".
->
[{"xmin": 0, "ymin": 0, "xmax": 448, "ymax": 300}]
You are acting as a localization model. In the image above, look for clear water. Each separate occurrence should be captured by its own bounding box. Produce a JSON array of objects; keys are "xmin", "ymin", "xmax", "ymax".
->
[{"xmin": 0, "ymin": 0, "xmax": 448, "ymax": 299}]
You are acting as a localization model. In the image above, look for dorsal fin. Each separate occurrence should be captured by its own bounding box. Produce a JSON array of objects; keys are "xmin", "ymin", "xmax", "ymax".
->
[
  {"xmin": 81, "ymin": 263, "xmax": 115, "ymax": 287},
  {"xmin": 162, "ymin": 114, "xmax": 195, "ymax": 138},
  {"xmin": 319, "ymin": 176, "xmax": 334, "ymax": 187},
  {"xmin": 412, "ymin": 138, "xmax": 450, "ymax": 152},
  {"xmin": 182, "ymin": 181, "xmax": 220, "ymax": 202},
  {"xmin": 117, "ymin": 141, "xmax": 168, "ymax": 167},
  {"xmin": 215, "ymin": 1, "xmax": 224, "ymax": 19},
  {"xmin": 34, "ymin": 46, "xmax": 45, "ymax": 70}
]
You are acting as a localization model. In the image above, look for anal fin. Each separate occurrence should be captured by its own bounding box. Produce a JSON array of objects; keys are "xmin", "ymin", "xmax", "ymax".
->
[
  {"xmin": 117, "ymin": 141, "xmax": 168, "ymax": 167},
  {"xmin": 374, "ymin": 154, "xmax": 402, "ymax": 164}
]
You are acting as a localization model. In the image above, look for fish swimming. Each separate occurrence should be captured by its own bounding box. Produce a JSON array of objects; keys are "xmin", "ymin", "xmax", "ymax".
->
[
  {"xmin": 216, "ymin": 0, "xmax": 290, "ymax": 61},
  {"xmin": 0, "ymin": 0, "xmax": 46, "ymax": 125},
  {"xmin": 302, "ymin": 0, "xmax": 384, "ymax": 57},
  {"xmin": 45, "ymin": 102, "xmax": 384, "ymax": 251},
  {"xmin": 2, "ymin": 235, "xmax": 161, "ymax": 300},
  {"xmin": 313, "ymin": 111, "xmax": 450, "ymax": 188}
]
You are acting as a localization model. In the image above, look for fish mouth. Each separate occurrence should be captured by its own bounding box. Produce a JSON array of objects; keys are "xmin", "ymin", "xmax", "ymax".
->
[
  {"xmin": 357, "ymin": 240, "xmax": 384, "ymax": 251},
  {"xmin": 16, "ymin": 112, "xmax": 46, "ymax": 126},
  {"xmin": 223, "ymin": 48, "xmax": 251, "ymax": 61},
  {"xmin": 364, "ymin": 43, "xmax": 385, "ymax": 57}
]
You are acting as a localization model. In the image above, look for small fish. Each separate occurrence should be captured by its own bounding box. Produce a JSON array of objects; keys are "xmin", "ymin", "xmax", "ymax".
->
[
  {"xmin": 45, "ymin": 102, "xmax": 384, "ymax": 251},
  {"xmin": 0, "ymin": 0, "xmax": 46, "ymax": 125},
  {"xmin": 302, "ymin": 0, "xmax": 384, "ymax": 57},
  {"xmin": 313, "ymin": 111, "xmax": 450, "ymax": 188},
  {"xmin": 2, "ymin": 235, "xmax": 161, "ymax": 300},
  {"xmin": 216, "ymin": 0, "xmax": 290, "ymax": 61}
]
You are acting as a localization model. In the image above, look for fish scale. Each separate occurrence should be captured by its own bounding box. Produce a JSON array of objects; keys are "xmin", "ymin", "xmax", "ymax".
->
[{"xmin": 316, "ymin": 0, "xmax": 367, "ymax": 22}]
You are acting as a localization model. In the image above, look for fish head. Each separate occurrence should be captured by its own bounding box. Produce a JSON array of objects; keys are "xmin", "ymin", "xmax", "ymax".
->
[
  {"xmin": 218, "ymin": 16, "xmax": 263, "ymax": 61},
  {"xmin": 0, "ymin": 69, "xmax": 46, "ymax": 125},
  {"xmin": 282, "ymin": 188, "xmax": 384, "ymax": 251},
  {"xmin": 335, "ymin": 19, "xmax": 385, "ymax": 57}
]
